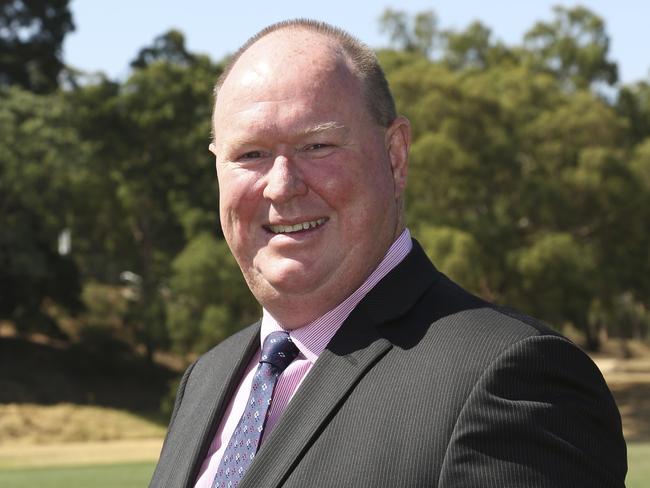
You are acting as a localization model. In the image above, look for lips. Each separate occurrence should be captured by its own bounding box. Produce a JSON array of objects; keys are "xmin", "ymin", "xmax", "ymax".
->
[{"xmin": 266, "ymin": 218, "xmax": 327, "ymax": 234}]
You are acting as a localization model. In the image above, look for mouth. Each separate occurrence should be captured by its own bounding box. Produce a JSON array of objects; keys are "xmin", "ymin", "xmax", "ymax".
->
[{"xmin": 265, "ymin": 218, "xmax": 327, "ymax": 234}]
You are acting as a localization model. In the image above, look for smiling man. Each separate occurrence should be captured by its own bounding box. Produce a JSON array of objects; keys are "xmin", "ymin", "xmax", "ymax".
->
[
  {"xmin": 210, "ymin": 28, "xmax": 409, "ymax": 330},
  {"xmin": 150, "ymin": 20, "xmax": 626, "ymax": 488}
]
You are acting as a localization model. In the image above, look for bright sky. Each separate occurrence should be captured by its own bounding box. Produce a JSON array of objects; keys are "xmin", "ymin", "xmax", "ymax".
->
[{"xmin": 64, "ymin": 0, "xmax": 649, "ymax": 85}]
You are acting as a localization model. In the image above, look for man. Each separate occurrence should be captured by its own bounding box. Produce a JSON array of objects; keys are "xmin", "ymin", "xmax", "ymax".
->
[{"xmin": 150, "ymin": 19, "xmax": 626, "ymax": 488}]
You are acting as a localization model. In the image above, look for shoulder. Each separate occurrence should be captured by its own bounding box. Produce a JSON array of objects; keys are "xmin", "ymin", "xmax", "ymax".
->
[
  {"xmin": 389, "ymin": 271, "xmax": 565, "ymax": 367},
  {"xmin": 413, "ymin": 277, "xmax": 626, "ymax": 486}
]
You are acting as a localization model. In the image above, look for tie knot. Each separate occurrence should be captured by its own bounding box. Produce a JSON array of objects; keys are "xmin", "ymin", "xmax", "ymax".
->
[{"xmin": 260, "ymin": 331, "xmax": 299, "ymax": 372}]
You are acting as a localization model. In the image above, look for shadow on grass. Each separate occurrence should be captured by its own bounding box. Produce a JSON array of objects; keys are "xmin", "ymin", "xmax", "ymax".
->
[
  {"xmin": 609, "ymin": 382, "xmax": 650, "ymax": 442},
  {"xmin": 0, "ymin": 337, "xmax": 178, "ymax": 415}
]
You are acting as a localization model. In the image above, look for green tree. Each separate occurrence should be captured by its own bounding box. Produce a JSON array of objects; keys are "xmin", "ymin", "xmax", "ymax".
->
[
  {"xmin": 380, "ymin": 11, "xmax": 646, "ymax": 350},
  {"xmin": 417, "ymin": 225, "xmax": 484, "ymax": 293},
  {"xmin": 0, "ymin": 86, "xmax": 86, "ymax": 335},
  {"xmin": 523, "ymin": 6, "xmax": 617, "ymax": 89},
  {"xmin": 66, "ymin": 30, "xmax": 222, "ymax": 360},
  {"xmin": 510, "ymin": 232, "xmax": 596, "ymax": 333},
  {"xmin": 0, "ymin": 0, "xmax": 75, "ymax": 93},
  {"xmin": 130, "ymin": 29, "xmax": 196, "ymax": 70},
  {"xmin": 166, "ymin": 233, "xmax": 259, "ymax": 355},
  {"xmin": 442, "ymin": 21, "xmax": 513, "ymax": 71},
  {"xmin": 379, "ymin": 8, "xmax": 438, "ymax": 57},
  {"xmin": 616, "ymin": 81, "xmax": 650, "ymax": 144}
]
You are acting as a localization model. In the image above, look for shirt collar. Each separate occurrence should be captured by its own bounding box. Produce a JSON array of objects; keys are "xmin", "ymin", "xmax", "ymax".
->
[{"xmin": 260, "ymin": 228, "xmax": 412, "ymax": 363}]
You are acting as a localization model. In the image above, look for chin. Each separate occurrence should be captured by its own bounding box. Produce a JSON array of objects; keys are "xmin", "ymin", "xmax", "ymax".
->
[{"xmin": 261, "ymin": 264, "xmax": 327, "ymax": 296}]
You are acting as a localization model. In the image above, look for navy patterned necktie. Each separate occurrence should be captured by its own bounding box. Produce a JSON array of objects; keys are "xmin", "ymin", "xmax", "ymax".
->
[{"xmin": 212, "ymin": 331, "xmax": 299, "ymax": 488}]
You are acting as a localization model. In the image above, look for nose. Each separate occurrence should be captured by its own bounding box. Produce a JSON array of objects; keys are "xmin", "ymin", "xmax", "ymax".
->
[{"xmin": 262, "ymin": 154, "xmax": 308, "ymax": 202}]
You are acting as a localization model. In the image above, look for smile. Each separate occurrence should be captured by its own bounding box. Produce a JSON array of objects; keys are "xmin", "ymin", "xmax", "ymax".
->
[{"xmin": 267, "ymin": 218, "xmax": 327, "ymax": 234}]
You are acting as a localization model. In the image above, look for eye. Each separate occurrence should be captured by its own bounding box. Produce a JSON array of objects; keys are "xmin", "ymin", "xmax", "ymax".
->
[
  {"xmin": 304, "ymin": 143, "xmax": 330, "ymax": 151},
  {"xmin": 239, "ymin": 150, "xmax": 265, "ymax": 160}
]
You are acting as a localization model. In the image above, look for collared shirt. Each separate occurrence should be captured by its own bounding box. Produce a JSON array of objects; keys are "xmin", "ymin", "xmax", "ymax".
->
[{"xmin": 194, "ymin": 229, "xmax": 412, "ymax": 487}]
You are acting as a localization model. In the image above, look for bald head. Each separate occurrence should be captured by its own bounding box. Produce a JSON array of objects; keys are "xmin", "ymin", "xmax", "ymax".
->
[
  {"xmin": 214, "ymin": 30, "xmax": 366, "ymax": 140},
  {"xmin": 213, "ymin": 19, "xmax": 397, "ymax": 129}
]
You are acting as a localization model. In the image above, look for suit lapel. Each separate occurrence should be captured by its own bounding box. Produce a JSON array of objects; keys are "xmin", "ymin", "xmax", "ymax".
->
[
  {"xmin": 239, "ymin": 321, "xmax": 392, "ymax": 488},
  {"xmin": 239, "ymin": 240, "xmax": 439, "ymax": 488},
  {"xmin": 175, "ymin": 323, "xmax": 261, "ymax": 488}
]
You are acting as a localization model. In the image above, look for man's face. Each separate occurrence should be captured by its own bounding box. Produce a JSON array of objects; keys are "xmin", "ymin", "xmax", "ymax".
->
[{"xmin": 211, "ymin": 30, "xmax": 410, "ymax": 327}]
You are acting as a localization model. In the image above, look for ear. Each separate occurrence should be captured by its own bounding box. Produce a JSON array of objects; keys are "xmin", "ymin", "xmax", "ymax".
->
[
  {"xmin": 385, "ymin": 115, "xmax": 411, "ymax": 198},
  {"xmin": 208, "ymin": 142, "xmax": 217, "ymax": 156}
]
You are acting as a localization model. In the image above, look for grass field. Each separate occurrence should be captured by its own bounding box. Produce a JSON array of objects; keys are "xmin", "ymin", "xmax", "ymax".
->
[
  {"xmin": 0, "ymin": 404, "xmax": 164, "ymax": 487},
  {"xmin": 627, "ymin": 442, "xmax": 650, "ymax": 488},
  {"xmin": 0, "ymin": 442, "xmax": 647, "ymax": 487},
  {"xmin": 0, "ymin": 462, "xmax": 155, "ymax": 488}
]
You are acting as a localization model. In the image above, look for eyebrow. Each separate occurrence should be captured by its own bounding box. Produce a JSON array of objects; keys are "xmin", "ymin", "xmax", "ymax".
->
[
  {"xmin": 296, "ymin": 121, "xmax": 349, "ymax": 137},
  {"xmin": 213, "ymin": 121, "xmax": 351, "ymax": 158}
]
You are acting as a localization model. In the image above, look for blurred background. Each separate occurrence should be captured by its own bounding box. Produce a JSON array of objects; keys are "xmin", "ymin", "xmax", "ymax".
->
[{"xmin": 1, "ymin": 1, "xmax": 649, "ymax": 486}]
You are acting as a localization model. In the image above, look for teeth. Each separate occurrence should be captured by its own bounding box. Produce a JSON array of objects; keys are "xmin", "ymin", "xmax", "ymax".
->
[{"xmin": 269, "ymin": 218, "xmax": 326, "ymax": 234}]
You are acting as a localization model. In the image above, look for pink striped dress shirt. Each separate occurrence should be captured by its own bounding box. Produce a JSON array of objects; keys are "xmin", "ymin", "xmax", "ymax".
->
[{"xmin": 194, "ymin": 229, "xmax": 412, "ymax": 487}]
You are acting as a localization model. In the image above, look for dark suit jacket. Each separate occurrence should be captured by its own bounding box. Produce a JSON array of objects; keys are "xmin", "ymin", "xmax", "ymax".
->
[{"xmin": 150, "ymin": 240, "xmax": 627, "ymax": 487}]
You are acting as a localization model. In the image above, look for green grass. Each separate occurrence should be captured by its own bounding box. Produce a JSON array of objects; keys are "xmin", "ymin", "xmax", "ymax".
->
[
  {"xmin": 0, "ymin": 462, "xmax": 155, "ymax": 488},
  {"xmin": 0, "ymin": 444, "xmax": 647, "ymax": 487},
  {"xmin": 627, "ymin": 442, "xmax": 650, "ymax": 488}
]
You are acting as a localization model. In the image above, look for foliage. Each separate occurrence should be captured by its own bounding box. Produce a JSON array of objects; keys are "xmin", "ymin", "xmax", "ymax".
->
[
  {"xmin": 0, "ymin": 86, "xmax": 85, "ymax": 336},
  {"xmin": 417, "ymin": 225, "xmax": 484, "ymax": 292},
  {"xmin": 0, "ymin": 0, "xmax": 74, "ymax": 93},
  {"xmin": 382, "ymin": 6, "xmax": 648, "ymax": 349},
  {"xmin": 2, "ymin": 5, "xmax": 649, "ymax": 358},
  {"xmin": 63, "ymin": 31, "xmax": 223, "ymax": 360},
  {"xmin": 617, "ymin": 81, "xmax": 650, "ymax": 144},
  {"xmin": 522, "ymin": 5, "xmax": 618, "ymax": 89},
  {"xmin": 442, "ymin": 21, "xmax": 514, "ymax": 71},
  {"xmin": 379, "ymin": 8, "xmax": 438, "ymax": 57},
  {"xmin": 166, "ymin": 233, "xmax": 259, "ymax": 354}
]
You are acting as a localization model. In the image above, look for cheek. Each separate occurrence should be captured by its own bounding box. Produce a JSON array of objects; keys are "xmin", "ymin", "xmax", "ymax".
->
[
  {"xmin": 315, "ymin": 153, "xmax": 394, "ymax": 211},
  {"xmin": 217, "ymin": 170, "xmax": 264, "ymax": 233},
  {"xmin": 307, "ymin": 153, "xmax": 366, "ymax": 205}
]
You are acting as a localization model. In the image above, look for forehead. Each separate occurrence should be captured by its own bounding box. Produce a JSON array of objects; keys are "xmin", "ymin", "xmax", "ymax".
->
[
  {"xmin": 214, "ymin": 30, "xmax": 363, "ymax": 122},
  {"xmin": 225, "ymin": 29, "xmax": 350, "ymax": 88},
  {"xmin": 210, "ymin": 31, "xmax": 377, "ymax": 154}
]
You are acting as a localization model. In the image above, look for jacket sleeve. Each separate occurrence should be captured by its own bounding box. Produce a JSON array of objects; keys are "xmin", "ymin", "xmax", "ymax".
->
[{"xmin": 438, "ymin": 334, "xmax": 627, "ymax": 488}]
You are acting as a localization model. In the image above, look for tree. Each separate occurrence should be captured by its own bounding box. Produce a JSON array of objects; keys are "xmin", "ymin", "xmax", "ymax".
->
[
  {"xmin": 165, "ymin": 233, "xmax": 259, "ymax": 355},
  {"xmin": 616, "ymin": 81, "xmax": 650, "ymax": 144},
  {"xmin": 5, "ymin": 7, "xmax": 646, "ymax": 358},
  {"xmin": 130, "ymin": 29, "xmax": 196, "ymax": 70},
  {"xmin": 382, "ymin": 18, "xmax": 645, "ymax": 350},
  {"xmin": 379, "ymin": 8, "xmax": 438, "ymax": 57},
  {"xmin": 509, "ymin": 232, "xmax": 598, "ymax": 346},
  {"xmin": 0, "ymin": 0, "xmax": 74, "ymax": 93},
  {"xmin": 442, "ymin": 21, "xmax": 513, "ymax": 71},
  {"xmin": 523, "ymin": 6, "xmax": 617, "ymax": 89},
  {"xmin": 0, "ymin": 86, "xmax": 85, "ymax": 335},
  {"xmin": 417, "ymin": 225, "xmax": 484, "ymax": 293},
  {"xmin": 66, "ymin": 30, "xmax": 222, "ymax": 360}
]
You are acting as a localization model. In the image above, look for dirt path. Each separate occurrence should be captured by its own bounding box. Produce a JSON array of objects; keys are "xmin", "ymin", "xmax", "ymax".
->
[
  {"xmin": 0, "ymin": 438, "xmax": 163, "ymax": 468},
  {"xmin": 594, "ymin": 354, "xmax": 650, "ymax": 442}
]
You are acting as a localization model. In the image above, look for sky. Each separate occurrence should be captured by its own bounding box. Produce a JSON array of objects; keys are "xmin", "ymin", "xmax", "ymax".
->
[{"xmin": 63, "ymin": 0, "xmax": 650, "ymax": 85}]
